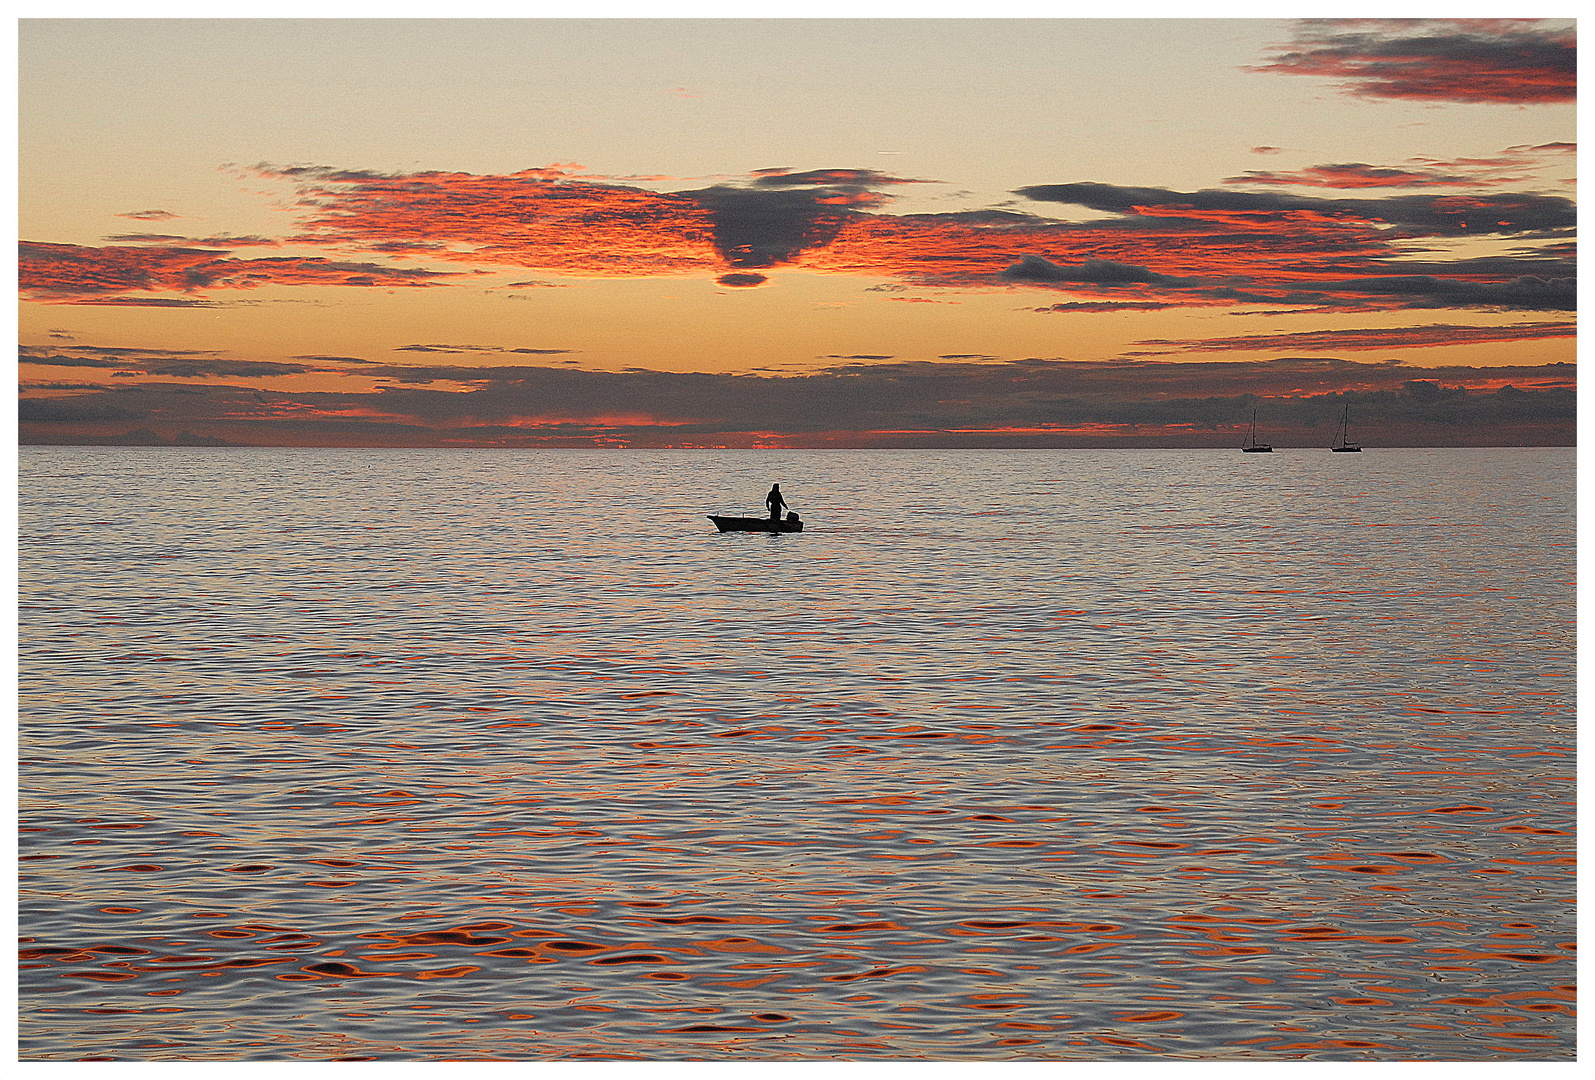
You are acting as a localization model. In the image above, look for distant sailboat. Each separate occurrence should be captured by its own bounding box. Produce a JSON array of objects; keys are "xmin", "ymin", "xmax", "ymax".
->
[
  {"xmin": 1330, "ymin": 403, "xmax": 1362, "ymax": 452},
  {"xmin": 1241, "ymin": 408, "xmax": 1273, "ymax": 453}
]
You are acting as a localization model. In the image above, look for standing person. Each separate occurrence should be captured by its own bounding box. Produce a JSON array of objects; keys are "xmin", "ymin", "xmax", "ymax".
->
[{"xmin": 765, "ymin": 483, "xmax": 787, "ymax": 521}]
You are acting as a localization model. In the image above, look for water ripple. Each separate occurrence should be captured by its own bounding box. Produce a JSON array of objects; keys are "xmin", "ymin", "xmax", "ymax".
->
[{"xmin": 19, "ymin": 447, "xmax": 1574, "ymax": 1060}]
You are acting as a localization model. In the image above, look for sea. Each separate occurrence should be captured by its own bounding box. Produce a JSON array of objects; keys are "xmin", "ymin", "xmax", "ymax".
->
[{"xmin": 16, "ymin": 446, "xmax": 1576, "ymax": 1062}]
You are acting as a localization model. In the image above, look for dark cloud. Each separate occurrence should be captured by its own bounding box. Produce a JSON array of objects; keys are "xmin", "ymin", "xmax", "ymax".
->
[
  {"xmin": 674, "ymin": 185, "xmax": 858, "ymax": 269},
  {"xmin": 102, "ymin": 233, "xmax": 188, "ymax": 243},
  {"xmin": 38, "ymin": 344, "xmax": 221, "ymax": 358},
  {"xmin": 1000, "ymin": 255, "xmax": 1191, "ymax": 285},
  {"xmin": 1312, "ymin": 274, "xmax": 1575, "ymax": 311},
  {"xmin": 117, "ymin": 209, "xmax": 179, "ymax": 220},
  {"xmin": 992, "ymin": 183, "xmax": 1577, "ymax": 311},
  {"xmin": 717, "ymin": 273, "xmax": 769, "ymax": 287},
  {"xmin": 19, "ymin": 356, "xmax": 1573, "ymax": 448},
  {"xmin": 18, "ymin": 344, "xmax": 391, "ymax": 379},
  {"xmin": 102, "ymin": 233, "xmax": 280, "ymax": 247},
  {"xmin": 393, "ymin": 343, "xmax": 570, "ymax": 355},
  {"xmin": 62, "ymin": 296, "xmax": 228, "ymax": 308},
  {"xmin": 750, "ymin": 168, "xmax": 925, "ymax": 190},
  {"xmin": 1015, "ymin": 182, "xmax": 1576, "ymax": 237},
  {"xmin": 89, "ymin": 428, "xmax": 238, "ymax": 446},
  {"xmin": 19, "ymin": 348, "xmax": 317, "ymax": 378},
  {"xmin": 1034, "ymin": 301, "xmax": 1185, "ymax": 312},
  {"xmin": 19, "ymin": 398, "xmax": 143, "ymax": 422},
  {"xmin": 1253, "ymin": 20, "xmax": 1576, "ymax": 104},
  {"xmin": 1122, "ymin": 320, "xmax": 1576, "ymax": 356},
  {"xmin": 669, "ymin": 169, "xmax": 926, "ymax": 269}
]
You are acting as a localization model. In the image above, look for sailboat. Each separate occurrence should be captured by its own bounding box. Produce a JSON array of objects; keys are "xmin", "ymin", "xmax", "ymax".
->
[
  {"xmin": 1241, "ymin": 408, "xmax": 1273, "ymax": 452},
  {"xmin": 1330, "ymin": 403, "xmax": 1362, "ymax": 452}
]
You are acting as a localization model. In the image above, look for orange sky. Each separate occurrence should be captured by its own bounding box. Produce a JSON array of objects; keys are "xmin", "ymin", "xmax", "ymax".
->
[{"xmin": 18, "ymin": 18, "xmax": 1576, "ymax": 447}]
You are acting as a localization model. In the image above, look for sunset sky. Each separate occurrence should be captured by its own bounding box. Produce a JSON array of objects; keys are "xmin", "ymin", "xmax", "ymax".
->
[{"xmin": 17, "ymin": 16, "xmax": 1577, "ymax": 447}]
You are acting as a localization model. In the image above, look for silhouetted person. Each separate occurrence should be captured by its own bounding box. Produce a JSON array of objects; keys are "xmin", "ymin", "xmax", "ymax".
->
[{"xmin": 766, "ymin": 483, "xmax": 787, "ymax": 521}]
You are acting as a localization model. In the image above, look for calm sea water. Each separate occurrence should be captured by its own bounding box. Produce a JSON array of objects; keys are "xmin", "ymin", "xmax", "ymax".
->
[{"xmin": 18, "ymin": 446, "xmax": 1575, "ymax": 1061}]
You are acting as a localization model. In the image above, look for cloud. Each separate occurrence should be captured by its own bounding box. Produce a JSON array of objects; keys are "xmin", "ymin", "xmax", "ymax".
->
[
  {"xmin": 673, "ymin": 184, "xmax": 866, "ymax": 268},
  {"xmin": 17, "ymin": 343, "xmax": 413, "ymax": 379},
  {"xmin": 1034, "ymin": 301, "xmax": 1185, "ymax": 312},
  {"xmin": 751, "ymin": 167, "xmax": 925, "ymax": 191},
  {"xmin": 1015, "ymin": 182, "xmax": 1576, "ymax": 236},
  {"xmin": 62, "ymin": 296, "xmax": 231, "ymax": 308},
  {"xmin": 117, "ymin": 209, "xmax": 179, "ymax": 220},
  {"xmin": 392, "ymin": 343, "xmax": 570, "ymax": 355},
  {"xmin": 1123, "ymin": 321, "xmax": 1575, "ymax": 356},
  {"xmin": 1000, "ymin": 255, "xmax": 1191, "ymax": 285},
  {"xmin": 20, "ymin": 398, "xmax": 144, "ymax": 422},
  {"xmin": 267, "ymin": 162, "xmax": 927, "ymax": 274},
  {"xmin": 1309, "ymin": 274, "xmax": 1574, "ymax": 311},
  {"xmin": 101, "ymin": 233, "xmax": 189, "ymax": 243},
  {"xmin": 19, "ymin": 242, "xmax": 466, "ymax": 301},
  {"xmin": 259, "ymin": 163, "xmax": 721, "ymax": 275},
  {"xmin": 1506, "ymin": 141, "xmax": 1576, "ymax": 154},
  {"xmin": 19, "ymin": 355, "xmax": 1574, "ymax": 448},
  {"xmin": 1225, "ymin": 142, "xmax": 1574, "ymax": 190},
  {"xmin": 102, "ymin": 233, "xmax": 281, "ymax": 247},
  {"xmin": 25, "ymin": 159, "xmax": 1569, "ymax": 316},
  {"xmin": 1225, "ymin": 163, "xmax": 1504, "ymax": 189},
  {"xmin": 19, "ymin": 346, "xmax": 326, "ymax": 378},
  {"xmin": 991, "ymin": 184, "xmax": 1576, "ymax": 311},
  {"xmin": 1253, "ymin": 19, "xmax": 1576, "ymax": 103}
]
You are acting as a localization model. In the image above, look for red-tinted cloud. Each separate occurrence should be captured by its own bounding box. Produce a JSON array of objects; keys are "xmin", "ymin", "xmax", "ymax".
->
[
  {"xmin": 268, "ymin": 163, "xmax": 938, "ymax": 273},
  {"xmin": 269, "ymin": 164, "xmax": 721, "ymax": 275},
  {"xmin": 1254, "ymin": 20, "xmax": 1576, "ymax": 104},
  {"xmin": 22, "ymin": 162, "xmax": 1574, "ymax": 313},
  {"xmin": 18, "ymin": 241, "xmax": 465, "ymax": 301}
]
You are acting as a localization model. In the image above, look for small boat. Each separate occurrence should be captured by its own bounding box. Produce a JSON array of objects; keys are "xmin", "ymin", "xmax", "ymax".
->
[
  {"xmin": 1330, "ymin": 403, "xmax": 1362, "ymax": 452},
  {"xmin": 1241, "ymin": 408, "xmax": 1273, "ymax": 453},
  {"xmin": 709, "ymin": 514, "xmax": 803, "ymax": 533}
]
